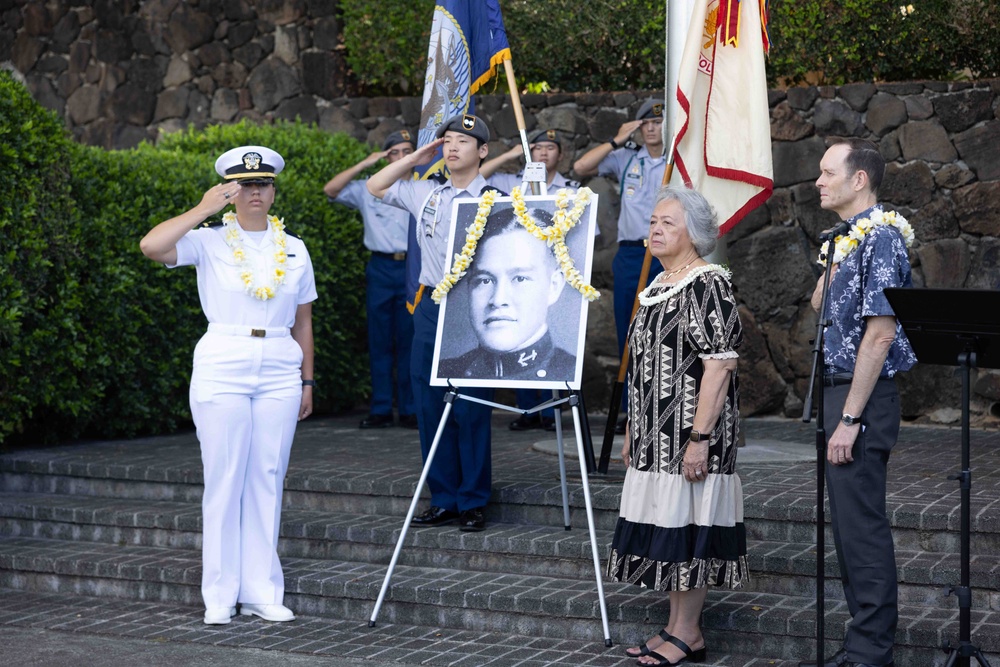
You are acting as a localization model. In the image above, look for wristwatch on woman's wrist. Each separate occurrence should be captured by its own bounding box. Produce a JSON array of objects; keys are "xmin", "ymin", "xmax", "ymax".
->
[{"xmin": 689, "ymin": 430, "xmax": 707, "ymax": 442}]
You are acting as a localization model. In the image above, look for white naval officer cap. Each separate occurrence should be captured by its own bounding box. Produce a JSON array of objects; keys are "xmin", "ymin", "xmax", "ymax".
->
[{"xmin": 214, "ymin": 145, "xmax": 285, "ymax": 183}]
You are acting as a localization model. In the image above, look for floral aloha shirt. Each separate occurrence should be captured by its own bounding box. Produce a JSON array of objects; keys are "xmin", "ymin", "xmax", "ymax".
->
[{"xmin": 823, "ymin": 204, "xmax": 917, "ymax": 377}]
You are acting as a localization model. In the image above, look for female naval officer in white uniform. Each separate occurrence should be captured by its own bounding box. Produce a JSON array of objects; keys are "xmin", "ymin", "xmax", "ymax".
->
[{"xmin": 140, "ymin": 146, "xmax": 317, "ymax": 625}]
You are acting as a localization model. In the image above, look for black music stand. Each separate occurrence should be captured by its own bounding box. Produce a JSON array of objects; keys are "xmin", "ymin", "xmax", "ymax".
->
[{"xmin": 885, "ymin": 287, "xmax": 1000, "ymax": 667}]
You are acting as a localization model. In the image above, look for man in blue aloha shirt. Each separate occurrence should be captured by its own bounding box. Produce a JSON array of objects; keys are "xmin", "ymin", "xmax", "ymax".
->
[{"xmin": 799, "ymin": 138, "xmax": 917, "ymax": 667}]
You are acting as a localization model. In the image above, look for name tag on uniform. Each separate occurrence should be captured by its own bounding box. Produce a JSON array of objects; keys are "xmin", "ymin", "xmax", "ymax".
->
[
  {"xmin": 422, "ymin": 196, "xmax": 439, "ymax": 237},
  {"xmin": 624, "ymin": 162, "xmax": 642, "ymax": 197}
]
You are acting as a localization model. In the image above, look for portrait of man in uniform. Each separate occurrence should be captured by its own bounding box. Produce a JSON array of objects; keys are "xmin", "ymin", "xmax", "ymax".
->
[{"xmin": 431, "ymin": 195, "xmax": 597, "ymax": 390}]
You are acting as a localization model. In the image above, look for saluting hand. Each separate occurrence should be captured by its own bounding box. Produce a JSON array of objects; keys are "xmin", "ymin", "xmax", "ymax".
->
[
  {"xmin": 198, "ymin": 182, "xmax": 242, "ymax": 217},
  {"xmin": 412, "ymin": 137, "xmax": 445, "ymax": 165},
  {"xmin": 614, "ymin": 120, "xmax": 643, "ymax": 146},
  {"xmin": 361, "ymin": 150, "xmax": 389, "ymax": 168}
]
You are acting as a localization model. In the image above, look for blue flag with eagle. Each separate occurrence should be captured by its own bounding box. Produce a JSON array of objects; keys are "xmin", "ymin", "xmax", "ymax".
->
[
  {"xmin": 405, "ymin": 0, "xmax": 511, "ymax": 312},
  {"xmin": 415, "ymin": 0, "xmax": 510, "ymax": 179}
]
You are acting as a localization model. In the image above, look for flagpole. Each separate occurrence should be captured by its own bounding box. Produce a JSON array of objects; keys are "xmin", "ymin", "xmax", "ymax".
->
[
  {"xmin": 500, "ymin": 58, "xmax": 544, "ymax": 196},
  {"xmin": 597, "ymin": 0, "xmax": 689, "ymax": 474}
]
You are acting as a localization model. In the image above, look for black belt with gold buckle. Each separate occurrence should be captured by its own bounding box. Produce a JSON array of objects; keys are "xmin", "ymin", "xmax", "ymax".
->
[{"xmin": 372, "ymin": 251, "xmax": 406, "ymax": 261}]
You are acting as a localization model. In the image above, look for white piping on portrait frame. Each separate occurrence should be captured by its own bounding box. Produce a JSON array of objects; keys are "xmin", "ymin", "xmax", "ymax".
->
[{"xmin": 430, "ymin": 192, "xmax": 599, "ymax": 390}]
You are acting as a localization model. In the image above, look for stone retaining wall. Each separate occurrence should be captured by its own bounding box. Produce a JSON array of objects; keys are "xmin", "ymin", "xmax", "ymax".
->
[{"xmin": 4, "ymin": 0, "xmax": 999, "ymax": 423}]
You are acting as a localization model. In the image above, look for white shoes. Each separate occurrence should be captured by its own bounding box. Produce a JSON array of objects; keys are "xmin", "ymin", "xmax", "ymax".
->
[
  {"xmin": 239, "ymin": 603, "xmax": 295, "ymax": 622},
  {"xmin": 203, "ymin": 606, "xmax": 237, "ymax": 625}
]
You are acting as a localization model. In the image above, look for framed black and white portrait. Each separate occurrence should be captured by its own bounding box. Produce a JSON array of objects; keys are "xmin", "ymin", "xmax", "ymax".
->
[{"xmin": 430, "ymin": 191, "xmax": 599, "ymax": 390}]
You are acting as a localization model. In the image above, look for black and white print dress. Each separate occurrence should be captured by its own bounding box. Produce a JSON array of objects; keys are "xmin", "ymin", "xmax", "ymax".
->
[{"xmin": 607, "ymin": 265, "xmax": 748, "ymax": 591}]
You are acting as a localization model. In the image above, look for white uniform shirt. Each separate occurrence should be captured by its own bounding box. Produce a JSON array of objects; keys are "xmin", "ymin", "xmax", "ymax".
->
[
  {"xmin": 382, "ymin": 174, "xmax": 488, "ymax": 288},
  {"xmin": 171, "ymin": 222, "xmax": 318, "ymax": 328},
  {"xmin": 331, "ymin": 179, "xmax": 409, "ymax": 254},
  {"xmin": 598, "ymin": 146, "xmax": 666, "ymax": 242}
]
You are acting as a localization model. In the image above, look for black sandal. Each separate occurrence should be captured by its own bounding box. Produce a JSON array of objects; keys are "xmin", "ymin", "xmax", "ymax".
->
[
  {"xmin": 624, "ymin": 629, "xmax": 674, "ymax": 658},
  {"xmin": 640, "ymin": 634, "xmax": 706, "ymax": 666}
]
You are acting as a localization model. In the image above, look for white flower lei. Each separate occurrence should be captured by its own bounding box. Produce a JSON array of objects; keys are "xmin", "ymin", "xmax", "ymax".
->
[
  {"xmin": 431, "ymin": 187, "xmax": 601, "ymax": 303},
  {"xmin": 817, "ymin": 207, "xmax": 915, "ymax": 267},
  {"xmin": 637, "ymin": 264, "xmax": 731, "ymax": 307},
  {"xmin": 222, "ymin": 211, "xmax": 288, "ymax": 300}
]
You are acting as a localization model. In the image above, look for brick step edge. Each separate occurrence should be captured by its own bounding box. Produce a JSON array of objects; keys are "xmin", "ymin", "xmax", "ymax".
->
[
  {"xmin": 4, "ymin": 463, "xmax": 999, "ymax": 537},
  {"xmin": 1, "ymin": 536, "xmax": 997, "ymax": 656},
  {"xmin": 1, "ymin": 492, "xmax": 998, "ymax": 595},
  {"xmin": 0, "ymin": 588, "xmax": 808, "ymax": 667}
]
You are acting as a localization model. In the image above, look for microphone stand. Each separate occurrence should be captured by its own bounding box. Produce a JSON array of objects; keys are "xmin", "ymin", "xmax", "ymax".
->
[{"xmin": 799, "ymin": 228, "xmax": 841, "ymax": 666}]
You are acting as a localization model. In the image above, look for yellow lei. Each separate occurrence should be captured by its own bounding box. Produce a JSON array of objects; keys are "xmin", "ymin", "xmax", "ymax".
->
[
  {"xmin": 222, "ymin": 211, "xmax": 288, "ymax": 300},
  {"xmin": 817, "ymin": 207, "xmax": 915, "ymax": 267},
  {"xmin": 431, "ymin": 187, "xmax": 601, "ymax": 303}
]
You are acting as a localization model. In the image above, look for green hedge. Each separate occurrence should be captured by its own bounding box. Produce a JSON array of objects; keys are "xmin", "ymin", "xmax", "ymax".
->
[
  {"xmin": 339, "ymin": 0, "xmax": 999, "ymax": 94},
  {"xmin": 0, "ymin": 72, "xmax": 374, "ymax": 447}
]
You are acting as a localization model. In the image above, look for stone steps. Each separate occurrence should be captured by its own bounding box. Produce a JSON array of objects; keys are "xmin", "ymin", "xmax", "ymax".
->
[
  {"xmin": 1, "ymin": 535, "xmax": 997, "ymax": 665},
  {"xmin": 2, "ymin": 417, "xmax": 999, "ymax": 666},
  {"xmin": 0, "ymin": 589, "xmax": 800, "ymax": 667},
  {"xmin": 1, "ymin": 492, "xmax": 998, "ymax": 611}
]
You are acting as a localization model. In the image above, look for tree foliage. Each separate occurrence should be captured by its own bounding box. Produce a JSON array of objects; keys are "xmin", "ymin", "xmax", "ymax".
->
[{"xmin": 339, "ymin": 0, "xmax": 999, "ymax": 94}]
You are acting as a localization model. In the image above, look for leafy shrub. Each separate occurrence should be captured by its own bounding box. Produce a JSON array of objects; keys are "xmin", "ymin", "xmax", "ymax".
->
[
  {"xmin": 339, "ymin": 0, "xmax": 999, "ymax": 94},
  {"xmin": 766, "ymin": 0, "xmax": 999, "ymax": 85},
  {"xmin": 340, "ymin": 0, "xmax": 668, "ymax": 94},
  {"xmin": 1, "ymin": 74, "xmax": 372, "ymax": 446}
]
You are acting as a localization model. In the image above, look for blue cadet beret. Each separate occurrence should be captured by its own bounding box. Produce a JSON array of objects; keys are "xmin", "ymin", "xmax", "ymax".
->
[
  {"xmin": 435, "ymin": 113, "xmax": 490, "ymax": 143},
  {"xmin": 215, "ymin": 145, "xmax": 284, "ymax": 183},
  {"xmin": 635, "ymin": 98, "xmax": 665, "ymax": 121},
  {"xmin": 382, "ymin": 129, "xmax": 416, "ymax": 152},
  {"xmin": 528, "ymin": 128, "xmax": 561, "ymax": 148}
]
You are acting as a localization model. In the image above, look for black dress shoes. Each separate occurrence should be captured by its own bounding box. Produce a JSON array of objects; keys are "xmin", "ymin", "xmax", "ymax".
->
[
  {"xmin": 398, "ymin": 414, "xmax": 419, "ymax": 429},
  {"xmin": 799, "ymin": 649, "xmax": 848, "ymax": 667},
  {"xmin": 509, "ymin": 414, "xmax": 541, "ymax": 431},
  {"xmin": 411, "ymin": 506, "xmax": 459, "ymax": 526},
  {"xmin": 458, "ymin": 507, "xmax": 486, "ymax": 532},
  {"xmin": 360, "ymin": 413, "xmax": 393, "ymax": 429}
]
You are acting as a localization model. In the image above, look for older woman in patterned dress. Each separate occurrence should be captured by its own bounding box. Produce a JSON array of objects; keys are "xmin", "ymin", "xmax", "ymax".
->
[{"xmin": 608, "ymin": 186, "xmax": 747, "ymax": 666}]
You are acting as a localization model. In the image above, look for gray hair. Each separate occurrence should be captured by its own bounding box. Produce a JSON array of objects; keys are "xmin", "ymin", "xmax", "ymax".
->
[{"xmin": 653, "ymin": 186, "xmax": 719, "ymax": 257}]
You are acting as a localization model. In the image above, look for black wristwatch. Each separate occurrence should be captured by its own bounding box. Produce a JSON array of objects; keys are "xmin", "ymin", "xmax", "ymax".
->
[
  {"xmin": 841, "ymin": 413, "xmax": 860, "ymax": 426},
  {"xmin": 302, "ymin": 380, "xmax": 316, "ymax": 388},
  {"xmin": 689, "ymin": 430, "xmax": 708, "ymax": 442},
  {"xmin": 609, "ymin": 138, "xmax": 619, "ymax": 149}
]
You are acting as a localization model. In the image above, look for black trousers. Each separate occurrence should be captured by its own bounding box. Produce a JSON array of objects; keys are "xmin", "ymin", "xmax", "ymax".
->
[{"xmin": 824, "ymin": 378, "xmax": 900, "ymax": 666}]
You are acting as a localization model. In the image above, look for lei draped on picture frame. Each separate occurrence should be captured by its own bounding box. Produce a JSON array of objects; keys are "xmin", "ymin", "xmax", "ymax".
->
[
  {"xmin": 223, "ymin": 211, "xmax": 288, "ymax": 300},
  {"xmin": 817, "ymin": 207, "xmax": 915, "ymax": 267},
  {"xmin": 432, "ymin": 187, "xmax": 601, "ymax": 304}
]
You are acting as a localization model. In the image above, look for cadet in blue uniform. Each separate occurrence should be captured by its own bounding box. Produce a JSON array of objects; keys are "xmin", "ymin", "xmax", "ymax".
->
[
  {"xmin": 483, "ymin": 128, "xmax": 581, "ymax": 196},
  {"xmin": 324, "ymin": 130, "xmax": 418, "ymax": 430},
  {"xmin": 574, "ymin": 99, "xmax": 667, "ymax": 432},
  {"xmin": 367, "ymin": 114, "xmax": 495, "ymax": 532},
  {"xmin": 140, "ymin": 146, "xmax": 317, "ymax": 626},
  {"xmin": 482, "ymin": 129, "xmax": 585, "ymax": 430}
]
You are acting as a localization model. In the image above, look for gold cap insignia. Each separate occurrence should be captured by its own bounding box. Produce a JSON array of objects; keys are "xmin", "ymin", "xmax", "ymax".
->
[
  {"xmin": 242, "ymin": 152, "xmax": 262, "ymax": 171},
  {"xmin": 462, "ymin": 115, "xmax": 476, "ymax": 130}
]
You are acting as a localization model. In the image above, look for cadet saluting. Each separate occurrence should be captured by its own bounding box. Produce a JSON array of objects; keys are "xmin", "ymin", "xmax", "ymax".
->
[{"xmin": 140, "ymin": 146, "xmax": 317, "ymax": 626}]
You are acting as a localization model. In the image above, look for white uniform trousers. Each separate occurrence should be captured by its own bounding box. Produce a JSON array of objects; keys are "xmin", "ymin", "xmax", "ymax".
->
[{"xmin": 189, "ymin": 330, "xmax": 303, "ymax": 609}]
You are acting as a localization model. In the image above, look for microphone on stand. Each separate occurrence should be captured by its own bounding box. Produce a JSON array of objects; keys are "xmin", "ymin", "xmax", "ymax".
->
[{"xmin": 819, "ymin": 220, "xmax": 852, "ymax": 241}]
